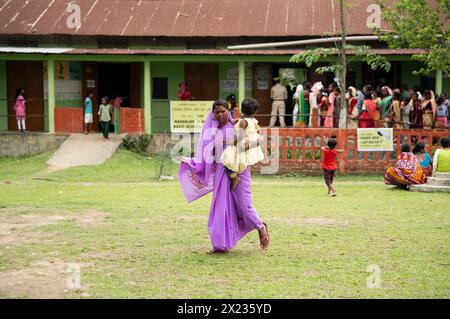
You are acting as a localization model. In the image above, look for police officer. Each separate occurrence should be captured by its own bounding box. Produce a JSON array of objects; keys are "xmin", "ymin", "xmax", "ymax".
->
[{"xmin": 269, "ymin": 77, "xmax": 288, "ymax": 127}]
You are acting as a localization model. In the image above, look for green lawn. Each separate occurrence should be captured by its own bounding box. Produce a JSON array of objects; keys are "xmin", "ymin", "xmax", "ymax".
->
[{"xmin": 0, "ymin": 149, "xmax": 449, "ymax": 298}]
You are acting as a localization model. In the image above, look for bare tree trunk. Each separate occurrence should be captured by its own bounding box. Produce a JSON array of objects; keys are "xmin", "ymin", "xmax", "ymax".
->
[{"xmin": 339, "ymin": 0, "xmax": 348, "ymax": 126}]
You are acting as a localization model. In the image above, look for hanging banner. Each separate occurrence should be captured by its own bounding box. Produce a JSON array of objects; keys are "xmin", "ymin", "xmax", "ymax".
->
[
  {"xmin": 170, "ymin": 101, "xmax": 213, "ymax": 133},
  {"xmin": 357, "ymin": 128, "xmax": 394, "ymax": 151}
]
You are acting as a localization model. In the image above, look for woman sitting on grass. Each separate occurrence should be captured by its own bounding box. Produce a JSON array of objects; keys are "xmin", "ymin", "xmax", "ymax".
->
[
  {"xmin": 432, "ymin": 137, "xmax": 450, "ymax": 176},
  {"xmin": 413, "ymin": 142, "xmax": 432, "ymax": 177},
  {"xmin": 384, "ymin": 143, "xmax": 427, "ymax": 190}
]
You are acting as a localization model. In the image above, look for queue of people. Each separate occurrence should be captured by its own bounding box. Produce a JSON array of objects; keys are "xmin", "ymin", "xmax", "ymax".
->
[{"xmin": 286, "ymin": 81, "xmax": 450, "ymax": 130}]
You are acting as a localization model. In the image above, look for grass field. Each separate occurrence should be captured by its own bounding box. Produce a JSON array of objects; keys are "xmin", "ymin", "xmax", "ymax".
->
[{"xmin": 0, "ymin": 149, "xmax": 449, "ymax": 298}]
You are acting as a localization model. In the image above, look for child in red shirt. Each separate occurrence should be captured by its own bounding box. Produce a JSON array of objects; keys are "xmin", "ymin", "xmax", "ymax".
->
[{"xmin": 321, "ymin": 138, "xmax": 343, "ymax": 196}]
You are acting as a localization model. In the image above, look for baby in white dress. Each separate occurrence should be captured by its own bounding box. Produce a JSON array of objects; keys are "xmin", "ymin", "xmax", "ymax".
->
[{"xmin": 221, "ymin": 98, "xmax": 265, "ymax": 189}]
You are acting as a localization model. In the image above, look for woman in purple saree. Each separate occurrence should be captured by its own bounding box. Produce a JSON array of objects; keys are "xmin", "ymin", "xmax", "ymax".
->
[{"xmin": 178, "ymin": 100, "xmax": 270, "ymax": 253}]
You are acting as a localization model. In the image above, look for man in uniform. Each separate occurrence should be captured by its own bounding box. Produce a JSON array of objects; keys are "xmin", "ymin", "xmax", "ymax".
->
[{"xmin": 269, "ymin": 77, "xmax": 288, "ymax": 127}]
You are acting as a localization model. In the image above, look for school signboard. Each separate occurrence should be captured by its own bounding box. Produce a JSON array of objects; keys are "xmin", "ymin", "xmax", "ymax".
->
[
  {"xmin": 170, "ymin": 101, "xmax": 213, "ymax": 133},
  {"xmin": 357, "ymin": 128, "xmax": 394, "ymax": 152}
]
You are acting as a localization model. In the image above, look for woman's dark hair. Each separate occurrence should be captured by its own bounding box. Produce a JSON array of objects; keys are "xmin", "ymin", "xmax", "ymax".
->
[
  {"xmin": 436, "ymin": 97, "xmax": 444, "ymax": 105},
  {"xmin": 334, "ymin": 87, "xmax": 341, "ymax": 94},
  {"xmin": 393, "ymin": 89, "xmax": 402, "ymax": 100},
  {"xmin": 364, "ymin": 92, "xmax": 373, "ymax": 100},
  {"xmin": 102, "ymin": 96, "xmax": 109, "ymax": 103},
  {"xmin": 373, "ymin": 89, "xmax": 382, "ymax": 98},
  {"xmin": 241, "ymin": 97, "xmax": 259, "ymax": 116},
  {"xmin": 423, "ymin": 89, "xmax": 431, "ymax": 99},
  {"xmin": 412, "ymin": 142, "xmax": 425, "ymax": 154},
  {"xmin": 212, "ymin": 99, "xmax": 228, "ymax": 111},
  {"xmin": 303, "ymin": 81, "xmax": 312, "ymax": 90},
  {"xmin": 441, "ymin": 137, "xmax": 450, "ymax": 148},
  {"xmin": 329, "ymin": 82, "xmax": 338, "ymax": 90},
  {"xmin": 364, "ymin": 84, "xmax": 373, "ymax": 93},
  {"xmin": 15, "ymin": 87, "xmax": 25, "ymax": 99},
  {"xmin": 401, "ymin": 143, "xmax": 411, "ymax": 153},
  {"xmin": 327, "ymin": 138, "xmax": 337, "ymax": 149}
]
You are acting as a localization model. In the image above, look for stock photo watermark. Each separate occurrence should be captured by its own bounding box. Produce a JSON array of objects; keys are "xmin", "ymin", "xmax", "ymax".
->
[
  {"xmin": 169, "ymin": 127, "xmax": 280, "ymax": 175},
  {"xmin": 366, "ymin": 264, "xmax": 382, "ymax": 289},
  {"xmin": 66, "ymin": 263, "xmax": 81, "ymax": 290},
  {"xmin": 66, "ymin": 3, "xmax": 81, "ymax": 30}
]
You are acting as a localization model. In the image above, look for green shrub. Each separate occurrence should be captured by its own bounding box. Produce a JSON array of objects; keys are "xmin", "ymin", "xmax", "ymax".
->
[{"xmin": 121, "ymin": 134, "xmax": 152, "ymax": 155}]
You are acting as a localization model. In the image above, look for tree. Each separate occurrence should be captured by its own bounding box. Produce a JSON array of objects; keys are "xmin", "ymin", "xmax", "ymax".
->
[
  {"xmin": 378, "ymin": 0, "xmax": 450, "ymax": 77},
  {"xmin": 290, "ymin": 0, "xmax": 391, "ymax": 113}
]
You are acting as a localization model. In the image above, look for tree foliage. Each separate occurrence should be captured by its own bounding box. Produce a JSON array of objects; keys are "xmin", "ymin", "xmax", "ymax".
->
[
  {"xmin": 289, "ymin": 45, "xmax": 391, "ymax": 75},
  {"xmin": 378, "ymin": 0, "xmax": 450, "ymax": 77}
]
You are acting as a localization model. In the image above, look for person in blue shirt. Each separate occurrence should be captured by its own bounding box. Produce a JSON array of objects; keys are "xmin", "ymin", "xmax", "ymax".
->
[
  {"xmin": 413, "ymin": 142, "xmax": 432, "ymax": 176},
  {"xmin": 84, "ymin": 91, "xmax": 94, "ymax": 135}
]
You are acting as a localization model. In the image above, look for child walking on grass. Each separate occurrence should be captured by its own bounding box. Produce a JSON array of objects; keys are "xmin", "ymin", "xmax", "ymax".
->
[
  {"xmin": 220, "ymin": 98, "xmax": 265, "ymax": 190},
  {"xmin": 321, "ymin": 138, "xmax": 343, "ymax": 196}
]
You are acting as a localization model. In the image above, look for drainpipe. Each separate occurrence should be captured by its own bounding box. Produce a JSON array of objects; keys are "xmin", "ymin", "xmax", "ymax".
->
[
  {"xmin": 435, "ymin": 69, "xmax": 443, "ymax": 96},
  {"xmin": 228, "ymin": 36, "xmax": 380, "ymax": 50},
  {"xmin": 144, "ymin": 59, "xmax": 151, "ymax": 135},
  {"xmin": 238, "ymin": 60, "xmax": 245, "ymax": 106},
  {"xmin": 47, "ymin": 58, "xmax": 55, "ymax": 134}
]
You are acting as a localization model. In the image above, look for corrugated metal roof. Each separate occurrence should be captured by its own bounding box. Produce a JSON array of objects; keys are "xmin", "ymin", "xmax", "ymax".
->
[
  {"xmin": 0, "ymin": 0, "xmax": 392, "ymax": 37},
  {"xmin": 0, "ymin": 47, "xmax": 426, "ymax": 56}
]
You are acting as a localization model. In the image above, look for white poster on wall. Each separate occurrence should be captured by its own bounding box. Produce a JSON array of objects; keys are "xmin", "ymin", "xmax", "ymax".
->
[
  {"xmin": 220, "ymin": 80, "xmax": 252, "ymax": 92},
  {"xmin": 44, "ymin": 80, "xmax": 82, "ymax": 101},
  {"xmin": 255, "ymin": 66, "xmax": 269, "ymax": 90}
]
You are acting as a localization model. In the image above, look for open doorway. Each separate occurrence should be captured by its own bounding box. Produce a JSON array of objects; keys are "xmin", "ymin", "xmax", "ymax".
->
[
  {"xmin": 97, "ymin": 63, "xmax": 131, "ymax": 131},
  {"xmin": 185, "ymin": 63, "xmax": 219, "ymax": 100},
  {"xmin": 7, "ymin": 61, "xmax": 45, "ymax": 131}
]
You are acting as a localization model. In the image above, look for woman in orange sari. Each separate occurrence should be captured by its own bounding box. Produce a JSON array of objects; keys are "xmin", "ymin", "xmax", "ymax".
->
[
  {"xmin": 384, "ymin": 144, "xmax": 427, "ymax": 189},
  {"xmin": 358, "ymin": 92, "xmax": 377, "ymax": 128},
  {"xmin": 373, "ymin": 89, "xmax": 383, "ymax": 128}
]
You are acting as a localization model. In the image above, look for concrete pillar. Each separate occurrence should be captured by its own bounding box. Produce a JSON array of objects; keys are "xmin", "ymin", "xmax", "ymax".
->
[
  {"xmin": 47, "ymin": 59, "xmax": 55, "ymax": 134},
  {"xmin": 435, "ymin": 69, "xmax": 443, "ymax": 96},
  {"xmin": 144, "ymin": 59, "xmax": 151, "ymax": 135},
  {"xmin": 238, "ymin": 60, "xmax": 245, "ymax": 106}
]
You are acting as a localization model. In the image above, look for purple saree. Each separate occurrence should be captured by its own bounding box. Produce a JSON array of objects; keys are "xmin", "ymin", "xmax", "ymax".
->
[{"xmin": 179, "ymin": 111, "xmax": 263, "ymax": 251}]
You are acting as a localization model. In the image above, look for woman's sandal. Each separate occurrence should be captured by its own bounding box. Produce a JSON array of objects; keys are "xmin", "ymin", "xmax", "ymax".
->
[
  {"xmin": 259, "ymin": 222, "xmax": 270, "ymax": 249},
  {"xmin": 207, "ymin": 249, "xmax": 228, "ymax": 255}
]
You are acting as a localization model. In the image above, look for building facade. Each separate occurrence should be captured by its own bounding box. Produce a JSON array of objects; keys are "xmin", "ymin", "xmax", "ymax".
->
[{"xmin": 0, "ymin": 0, "xmax": 448, "ymax": 134}]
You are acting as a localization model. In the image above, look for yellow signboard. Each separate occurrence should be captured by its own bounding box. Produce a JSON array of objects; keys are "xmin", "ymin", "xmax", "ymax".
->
[
  {"xmin": 357, "ymin": 128, "xmax": 394, "ymax": 151},
  {"xmin": 170, "ymin": 101, "xmax": 214, "ymax": 133}
]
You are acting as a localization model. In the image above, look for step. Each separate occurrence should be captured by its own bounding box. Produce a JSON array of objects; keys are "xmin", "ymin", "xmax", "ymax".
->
[
  {"xmin": 426, "ymin": 177, "xmax": 450, "ymax": 187},
  {"xmin": 436, "ymin": 172, "xmax": 450, "ymax": 179},
  {"xmin": 410, "ymin": 184, "xmax": 450, "ymax": 193}
]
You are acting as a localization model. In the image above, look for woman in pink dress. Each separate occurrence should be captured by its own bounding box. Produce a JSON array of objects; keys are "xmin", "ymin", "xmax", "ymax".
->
[{"xmin": 14, "ymin": 87, "xmax": 26, "ymax": 133}]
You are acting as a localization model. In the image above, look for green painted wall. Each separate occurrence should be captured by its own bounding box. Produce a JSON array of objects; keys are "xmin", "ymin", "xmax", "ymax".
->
[
  {"xmin": 401, "ymin": 61, "xmax": 422, "ymax": 88},
  {"xmin": 443, "ymin": 78, "xmax": 450, "ymax": 95},
  {"xmin": 218, "ymin": 62, "xmax": 253, "ymax": 100},
  {"xmin": 150, "ymin": 62, "xmax": 256, "ymax": 133},
  {"xmin": 0, "ymin": 61, "xmax": 7, "ymax": 130},
  {"xmin": 150, "ymin": 62, "xmax": 184, "ymax": 133},
  {"xmin": 347, "ymin": 62, "xmax": 363, "ymax": 87},
  {"xmin": 54, "ymin": 100, "xmax": 83, "ymax": 107}
]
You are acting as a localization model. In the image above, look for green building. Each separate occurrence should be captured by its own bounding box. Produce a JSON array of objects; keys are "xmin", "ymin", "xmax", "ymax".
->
[{"xmin": 0, "ymin": 0, "xmax": 447, "ymax": 133}]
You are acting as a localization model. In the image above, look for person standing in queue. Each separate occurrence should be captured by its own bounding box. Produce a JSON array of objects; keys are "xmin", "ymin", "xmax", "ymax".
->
[{"xmin": 269, "ymin": 77, "xmax": 288, "ymax": 127}]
